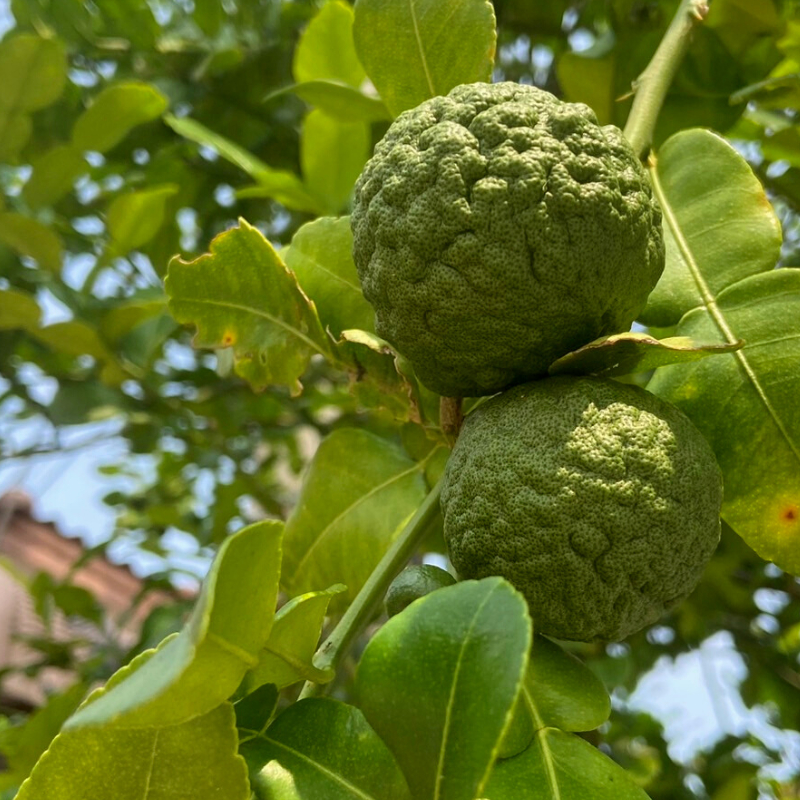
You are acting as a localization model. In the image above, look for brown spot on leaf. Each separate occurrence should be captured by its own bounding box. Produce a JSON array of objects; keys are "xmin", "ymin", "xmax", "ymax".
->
[
  {"xmin": 222, "ymin": 331, "xmax": 236, "ymax": 346},
  {"xmin": 781, "ymin": 505, "xmax": 798, "ymax": 523}
]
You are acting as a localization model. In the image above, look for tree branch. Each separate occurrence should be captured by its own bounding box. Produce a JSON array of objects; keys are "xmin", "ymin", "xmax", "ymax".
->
[
  {"xmin": 622, "ymin": 0, "xmax": 709, "ymax": 160},
  {"xmin": 299, "ymin": 480, "xmax": 443, "ymax": 699}
]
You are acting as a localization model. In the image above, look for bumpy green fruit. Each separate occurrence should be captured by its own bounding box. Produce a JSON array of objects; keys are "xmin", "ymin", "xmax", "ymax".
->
[
  {"xmin": 440, "ymin": 377, "xmax": 722, "ymax": 641},
  {"xmin": 384, "ymin": 564, "xmax": 456, "ymax": 617},
  {"xmin": 351, "ymin": 82, "xmax": 664, "ymax": 397}
]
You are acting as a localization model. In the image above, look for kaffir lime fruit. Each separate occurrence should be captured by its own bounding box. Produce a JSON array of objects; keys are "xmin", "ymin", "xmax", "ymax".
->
[
  {"xmin": 351, "ymin": 82, "xmax": 664, "ymax": 397},
  {"xmin": 384, "ymin": 564, "xmax": 457, "ymax": 617},
  {"xmin": 440, "ymin": 377, "xmax": 722, "ymax": 641}
]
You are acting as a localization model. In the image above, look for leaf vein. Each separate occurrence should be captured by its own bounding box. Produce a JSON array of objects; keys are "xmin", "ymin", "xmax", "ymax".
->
[
  {"xmin": 408, "ymin": 0, "xmax": 436, "ymax": 97},
  {"xmin": 290, "ymin": 460, "xmax": 424, "ymax": 581},
  {"xmin": 651, "ymin": 165, "xmax": 800, "ymax": 469},
  {"xmin": 434, "ymin": 583, "xmax": 499, "ymax": 800},
  {"xmin": 262, "ymin": 736, "xmax": 377, "ymax": 799}
]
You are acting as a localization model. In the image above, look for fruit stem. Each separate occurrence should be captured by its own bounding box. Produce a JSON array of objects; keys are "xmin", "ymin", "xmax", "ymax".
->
[
  {"xmin": 440, "ymin": 396, "xmax": 464, "ymax": 443},
  {"xmin": 299, "ymin": 480, "xmax": 443, "ymax": 699},
  {"xmin": 622, "ymin": 0, "xmax": 709, "ymax": 160}
]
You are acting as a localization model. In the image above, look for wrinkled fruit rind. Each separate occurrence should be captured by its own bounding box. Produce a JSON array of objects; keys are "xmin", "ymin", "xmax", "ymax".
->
[
  {"xmin": 440, "ymin": 377, "xmax": 722, "ymax": 641},
  {"xmin": 352, "ymin": 82, "xmax": 664, "ymax": 397}
]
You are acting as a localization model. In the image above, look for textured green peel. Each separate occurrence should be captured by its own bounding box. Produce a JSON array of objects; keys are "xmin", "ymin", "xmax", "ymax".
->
[
  {"xmin": 441, "ymin": 377, "xmax": 722, "ymax": 641},
  {"xmin": 352, "ymin": 82, "xmax": 665, "ymax": 397}
]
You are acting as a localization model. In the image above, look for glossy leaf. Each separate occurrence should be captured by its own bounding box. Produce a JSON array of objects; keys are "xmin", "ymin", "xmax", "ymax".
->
[
  {"xmin": 0, "ymin": 212, "xmax": 62, "ymax": 271},
  {"xmin": 484, "ymin": 728, "xmax": 649, "ymax": 800},
  {"xmin": 640, "ymin": 130, "xmax": 800, "ymax": 572},
  {"xmin": 356, "ymin": 578, "xmax": 531, "ymax": 800},
  {"xmin": 64, "ymin": 520, "xmax": 283, "ymax": 729},
  {"xmin": 301, "ymin": 109, "xmax": 369, "ymax": 214},
  {"xmin": 352, "ymin": 0, "xmax": 497, "ymax": 116},
  {"xmin": 243, "ymin": 584, "xmax": 346, "ymax": 692},
  {"xmin": 243, "ymin": 698, "xmax": 411, "ymax": 800},
  {"xmin": 279, "ymin": 80, "xmax": 390, "ymax": 122},
  {"xmin": 165, "ymin": 114, "xmax": 322, "ymax": 213},
  {"xmin": 72, "ymin": 81, "xmax": 168, "ymax": 153},
  {"xmin": 166, "ymin": 219, "xmax": 332, "ymax": 394},
  {"xmin": 106, "ymin": 184, "xmax": 178, "ymax": 258},
  {"xmin": 502, "ymin": 636, "xmax": 611, "ymax": 758},
  {"xmin": 22, "ymin": 145, "xmax": 86, "ymax": 208},
  {"xmin": 0, "ymin": 288, "xmax": 40, "ymax": 329},
  {"xmin": 648, "ymin": 269, "xmax": 800, "ymax": 573},
  {"xmin": 293, "ymin": 0, "xmax": 365, "ymax": 88},
  {"xmin": 282, "ymin": 216, "xmax": 374, "ymax": 336},
  {"xmin": 282, "ymin": 428, "xmax": 427, "ymax": 608},
  {"xmin": 640, "ymin": 129, "xmax": 783, "ymax": 327},
  {"xmin": 548, "ymin": 331, "xmax": 742, "ymax": 378}
]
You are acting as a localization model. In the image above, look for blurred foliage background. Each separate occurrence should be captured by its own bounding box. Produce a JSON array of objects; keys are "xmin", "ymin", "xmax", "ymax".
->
[{"xmin": 0, "ymin": 0, "xmax": 798, "ymax": 797}]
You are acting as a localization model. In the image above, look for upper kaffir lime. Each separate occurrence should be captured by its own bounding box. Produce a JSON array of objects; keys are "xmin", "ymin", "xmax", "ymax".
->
[
  {"xmin": 351, "ymin": 82, "xmax": 665, "ymax": 397},
  {"xmin": 440, "ymin": 377, "xmax": 723, "ymax": 641}
]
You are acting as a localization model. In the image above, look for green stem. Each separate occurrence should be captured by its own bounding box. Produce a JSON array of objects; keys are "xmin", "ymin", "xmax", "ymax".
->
[
  {"xmin": 622, "ymin": 0, "xmax": 709, "ymax": 160},
  {"xmin": 299, "ymin": 480, "xmax": 443, "ymax": 700}
]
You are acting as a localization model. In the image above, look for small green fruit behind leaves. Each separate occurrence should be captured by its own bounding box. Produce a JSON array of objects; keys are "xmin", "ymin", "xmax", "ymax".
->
[{"xmin": 384, "ymin": 564, "xmax": 456, "ymax": 617}]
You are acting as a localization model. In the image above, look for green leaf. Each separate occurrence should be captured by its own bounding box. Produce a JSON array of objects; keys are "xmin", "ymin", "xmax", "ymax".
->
[
  {"xmin": 234, "ymin": 684, "xmax": 279, "ymax": 735},
  {"xmin": 637, "ymin": 129, "xmax": 800, "ymax": 573},
  {"xmin": 72, "ymin": 81, "xmax": 168, "ymax": 153},
  {"xmin": 548, "ymin": 331, "xmax": 743, "ymax": 379},
  {"xmin": 352, "ymin": 0, "xmax": 497, "ymax": 116},
  {"xmin": 356, "ymin": 578, "xmax": 531, "ymax": 800},
  {"xmin": 0, "ymin": 35, "xmax": 66, "ymax": 111},
  {"xmin": 31, "ymin": 320, "xmax": 127, "ymax": 385},
  {"xmin": 301, "ymin": 109, "xmax": 370, "ymax": 214},
  {"xmin": 18, "ymin": 683, "xmax": 248, "ymax": 800},
  {"xmin": 484, "ymin": 728, "xmax": 649, "ymax": 800},
  {"xmin": 275, "ymin": 80, "xmax": 390, "ymax": 122},
  {"xmin": 293, "ymin": 0, "xmax": 365, "ymax": 88},
  {"xmin": 501, "ymin": 636, "xmax": 611, "ymax": 758},
  {"xmin": 648, "ymin": 269, "xmax": 800, "ymax": 574},
  {"xmin": 64, "ymin": 520, "xmax": 283, "ymax": 729},
  {"xmin": 243, "ymin": 698, "xmax": 412, "ymax": 800},
  {"xmin": 243, "ymin": 584, "xmax": 346, "ymax": 692},
  {"xmin": 0, "ymin": 212, "xmax": 62, "ymax": 271},
  {"xmin": 0, "ymin": 111, "xmax": 31, "ymax": 161},
  {"xmin": 165, "ymin": 219, "xmax": 332, "ymax": 394},
  {"xmin": 0, "ymin": 683, "xmax": 86, "ymax": 790},
  {"xmin": 0, "ymin": 35, "xmax": 66, "ymax": 160},
  {"xmin": 0, "ymin": 288, "xmax": 40, "ymax": 330},
  {"xmin": 640, "ymin": 129, "xmax": 783, "ymax": 328},
  {"xmin": 282, "ymin": 216, "xmax": 374, "ymax": 336},
  {"xmin": 106, "ymin": 184, "xmax": 178, "ymax": 258},
  {"xmin": 22, "ymin": 145, "xmax": 87, "ymax": 209},
  {"xmin": 165, "ymin": 114, "xmax": 322, "ymax": 213},
  {"xmin": 282, "ymin": 428, "xmax": 428, "ymax": 608}
]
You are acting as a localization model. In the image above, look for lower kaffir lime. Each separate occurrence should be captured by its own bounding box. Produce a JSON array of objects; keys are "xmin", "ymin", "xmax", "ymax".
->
[{"xmin": 440, "ymin": 377, "xmax": 723, "ymax": 641}]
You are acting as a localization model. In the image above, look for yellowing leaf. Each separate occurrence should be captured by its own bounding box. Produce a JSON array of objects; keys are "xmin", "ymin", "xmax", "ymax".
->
[{"xmin": 166, "ymin": 220, "xmax": 332, "ymax": 394}]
